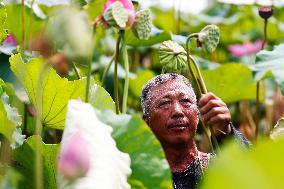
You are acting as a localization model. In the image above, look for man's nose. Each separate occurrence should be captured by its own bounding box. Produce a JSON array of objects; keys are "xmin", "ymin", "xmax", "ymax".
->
[{"xmin": 172, "ymin": 102, "xmax": 184, "ymax": 118}]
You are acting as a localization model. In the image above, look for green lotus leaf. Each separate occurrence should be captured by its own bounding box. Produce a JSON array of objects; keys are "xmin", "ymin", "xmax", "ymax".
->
[
  {"xmin": 13, "ymin": 136, "xmax": 59, "ymax": 189},
  {"xmin": 10, "ymin": 54, "xmax": 115, "ymax": 129}
]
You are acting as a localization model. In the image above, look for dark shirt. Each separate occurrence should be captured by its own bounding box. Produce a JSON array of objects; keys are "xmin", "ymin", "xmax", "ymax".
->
[
  {"xmin": 172, "ymin": 152, "xmax": 214, "ymax": 189},
  {"xmin": 171, "ymin": 124, "xmax": 250, "ymax": 189}
]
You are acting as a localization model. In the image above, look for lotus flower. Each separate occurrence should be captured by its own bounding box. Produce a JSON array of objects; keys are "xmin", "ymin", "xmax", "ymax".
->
[
  {"xmin": 57, "ymin": 100, "xmax": 131, "ymax": 188},
  {"xmin": 0, "ymin": 34, "xmax": 17, "ymax": 55},
  {"xmin": 58, "ymin": 131, "xmax": 90, "ymax": 180},
  {"xmin": 228, "ymin": 39, "xmax": 262, "ymax": 57},
  {"xmin": 3, "ymin": 34, "xmax": 17, "ymax": 46},
  {"xmin": 103, "ymin": 0, "xmax": 135, "ymax": 28}
]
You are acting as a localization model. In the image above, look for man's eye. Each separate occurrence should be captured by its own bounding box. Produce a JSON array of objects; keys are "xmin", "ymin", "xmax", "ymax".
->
[
  {"xmin": 180, "ymin": 98, "xmax": 192, "ymax": 104},
  {"xmin": 159, "ymin": 101, "xmax": 170, "ymax": 107}
]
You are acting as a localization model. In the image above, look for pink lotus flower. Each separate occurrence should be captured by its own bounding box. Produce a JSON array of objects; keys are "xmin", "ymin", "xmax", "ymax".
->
[
  {"xmin": 58, "ymin": 131, "xmax": 90, "ymax": 180},
  {"xmin": 1, "ymin": 34, "xmax": 17, "ymax": 55},
  {"xmin": 103, "ymin": 0, "xmax": 135, "ymax": 27},
  {"xmin": 228, "ymin": 39, "xmax": 263, "ymax": 57},
  {"xmin": 3, "ymin": 34, "xmax": 17, "ymax": 46}
]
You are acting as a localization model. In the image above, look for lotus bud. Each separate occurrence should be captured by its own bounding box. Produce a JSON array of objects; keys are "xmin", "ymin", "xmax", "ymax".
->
[
  {"xmin": 258, "ymin": 6, "xmax": 273, "ymax": 20},
  {"xmin": 58, "ymin": 131, "xmax": 90, "ymax": 180},
  {"xmin": 3, "ymin": 34, "xmax": 17, "ymax": 46},
  {"xmin": 159, "ymin": 40, "xmax": 187, "ymax": 73},
  {"xmin": 132, "ymin": 9, "xmax": 152, "ymax": 40},
  {"xmin": 198, "ymin": 25, "xmax": 220, "ymax": 53}
]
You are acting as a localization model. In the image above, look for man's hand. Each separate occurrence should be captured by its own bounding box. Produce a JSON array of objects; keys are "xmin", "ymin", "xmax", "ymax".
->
[{"xmin": 199, "ymin": 92, "xmax": 231, "ymax": 137}]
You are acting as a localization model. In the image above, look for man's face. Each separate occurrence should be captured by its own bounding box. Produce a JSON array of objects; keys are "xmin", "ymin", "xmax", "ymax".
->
[{"xmin": 144, "ymin": 79, "xmax": 199, "ymax": 146}]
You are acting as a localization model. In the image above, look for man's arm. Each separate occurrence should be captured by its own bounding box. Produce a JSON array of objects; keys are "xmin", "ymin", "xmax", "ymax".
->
[{"xmin": 199, "ymin": 92, "xmax": 251, "ymax": 148}]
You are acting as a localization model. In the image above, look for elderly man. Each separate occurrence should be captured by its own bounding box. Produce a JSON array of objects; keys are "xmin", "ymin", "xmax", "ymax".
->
[{"xmin": 141, "ymin": 73, "xmax": 249, "ymax": 189}]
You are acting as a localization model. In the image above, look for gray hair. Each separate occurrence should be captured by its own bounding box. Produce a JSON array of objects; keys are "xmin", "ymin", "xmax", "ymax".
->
[{"xmin": 141, "ymin": 73, "xmax": 196, "ymax": 115}]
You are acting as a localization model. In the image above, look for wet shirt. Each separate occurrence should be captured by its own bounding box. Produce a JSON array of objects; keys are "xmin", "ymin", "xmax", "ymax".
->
[{"xmin": 171, "ymin": 124, "xmax": 250, "ymax": 189}]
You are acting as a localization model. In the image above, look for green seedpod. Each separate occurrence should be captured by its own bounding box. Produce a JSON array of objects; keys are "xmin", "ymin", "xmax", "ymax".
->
[
  {"xmin": 159, "ymin": 40, "xmax": 187, "ymax": 73},
  {"xmin": 198, "ymin": 24, "xmax": 220, "ymax": 53},
  {"xmin": 103, "ymin": 1, "xmax": 128, "ymax": 28},
  {"xmin": 132, "ymin": 9, "xmax": 152, "ymax": 40}
]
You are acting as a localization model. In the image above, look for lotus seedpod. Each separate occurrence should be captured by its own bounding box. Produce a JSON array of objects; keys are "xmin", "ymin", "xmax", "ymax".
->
[
  {"xmin": 159, "ymin": 40, "xmax": 187, "ymax": 73},
  {"xmin": 198, "ymin": 24, "xmax": 220, "ymax": 53},
  {"xmin": 258, "ymin": 6, "xmax": 273, "ymax": 20},
  {"xmin": 103, "ymin": 1, "xmax": 128, "ymax": 28},
  {"xmin": 132, "ymin": 9, "xmax": 152, "ymax": 40}
]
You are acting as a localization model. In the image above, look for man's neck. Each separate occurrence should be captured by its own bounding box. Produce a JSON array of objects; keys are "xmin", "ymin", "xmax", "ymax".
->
[{"xmin": 162, "ymin": 140, "xmax": 198, "ymax": 172}]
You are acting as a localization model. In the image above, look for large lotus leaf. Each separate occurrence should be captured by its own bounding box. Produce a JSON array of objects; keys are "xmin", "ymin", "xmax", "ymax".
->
[
  {"xmin": 129, "ymin": 69, "xmax": 155, "ymax": 98},
  {"xmin": 0, "ymin": 79, "xmax": 24, "ymax": 147},
  {"xmin": 125, "ymin": 26, "xmax": 171, "ymax": 47},
  {"xmin": 128, "ymin": 69, "xmax": 155, "ymax": 110},
  {"xmin": 201, "ymin": 138, "xmax": 284, "ymax": 189},
  {"xmin": 85, "ymin": 0, "xmax": 105, "ymax": 20},
  {"xmin": 150, "ymin": 7, "xmax": 175, "ymax": 33},
  {"xmin": 9, "ymin": 54, "xmax": 86, "ymax": 129},
  {"xmin": 5, "ymin": 5, "xmax": 46, "ymax": 44},
  {"xmin": 0, "ymin": 3, "xmax": 7, "ymax": 42},
  {"xmin": 96, "ymin": 110, "xmax": 173, "ymax": 189},
  {"xmin": 13, "ymin": 136, "xmax": 59, "ymax": 189},
  {"xmin": 10, "ymin": 54, "xmax": 115, "ymax": 129},
  {"xmin": 0, "ymin": 99, "xmax": 16, "ymax": 143},
  {"xmin": 249, "ymin": 44, "xmax": 284, "ymax": 95},
  {"xmin": 89, "ymin": 84, "xmax": 115, "ymax": 112},
  {"xmin": 201, "ymin": 63, "xmax": 263, "ymax": 103}
]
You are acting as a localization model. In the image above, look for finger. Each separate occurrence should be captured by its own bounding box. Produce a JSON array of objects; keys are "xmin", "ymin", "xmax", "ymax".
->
[
  {"xmin": 199, "ymin": 92, "xmax": 219, "ymax": 106},
  {"xmin": 200, "ymin": 99, "xmax": 226, "ymax": 115},
  {"xmin": 207, "ymin": 113, "xmax": 231, "ymax": 125},
  {"xmin": 202, "ymin": 107, "xmax": 228, "ymax": 123}
]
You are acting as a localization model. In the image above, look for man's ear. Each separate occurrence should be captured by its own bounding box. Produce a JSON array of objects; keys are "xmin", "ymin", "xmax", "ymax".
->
[{"xmin": 143, "ymin": 114, "xmax": 150, "ymax": 126}]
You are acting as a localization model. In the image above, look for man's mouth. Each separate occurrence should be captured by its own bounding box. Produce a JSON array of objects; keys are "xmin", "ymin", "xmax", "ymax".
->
[{"xmin": 167, "ymin": 121, "xmax": 189, "ymax": 129}]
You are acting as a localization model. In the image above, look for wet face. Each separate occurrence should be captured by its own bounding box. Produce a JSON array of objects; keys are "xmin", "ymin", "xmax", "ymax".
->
[{"xmin": 144, "ymin": 79, "xmax": 199, "ymax": 146}]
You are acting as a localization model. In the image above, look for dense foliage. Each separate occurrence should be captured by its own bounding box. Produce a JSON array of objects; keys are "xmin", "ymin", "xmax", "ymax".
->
[{"xmin": 0, "ymin": 0, "xmax": 284, "ymax": 188}]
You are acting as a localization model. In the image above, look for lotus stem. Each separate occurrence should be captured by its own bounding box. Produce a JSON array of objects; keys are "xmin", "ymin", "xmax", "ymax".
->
[
  {"xmin": 186, "ymin": 34, "xmax": 200, "ymax": 96},
  {"xmin": 186, "ymin": 34, "xmax": 220, "ymax": 152},
  {"xmin": 255, "ymin": 18, "xmax": 268, "ymax": 138},
  {"xmin": 255, "ymin": 82, "xmax": 260, "ymax": 138},
  {"xmin": 114, "ymin": 32, "xmax": 122, "ymax": 114},
  {"xmin": 85, "ymin": 29, "xmax": 95, "ymax": 103},
  {"xmin": 261, "ymin": 19, "xmax": 268, "ymax": 49},
  {"xmin": 21, "ymin": 0, "xmax": 26, "ymax": 51},
  {"xmin": 101, "ymin": 55, "xmax": 115, "ymax": 87},
  {"xmin": 121, "ymin": 30, "xmax": 129, "ymax": 114},
  {"xmin": 72, "ymin": 62, "xmax": 81, "ymax": 79},
  {"xmin": 35, "ymin": 62, "xmax": 49, "ymax": 189},
  {"xmin": 29, "ymin": 0, "xmax": 35, "ymax": 49}
]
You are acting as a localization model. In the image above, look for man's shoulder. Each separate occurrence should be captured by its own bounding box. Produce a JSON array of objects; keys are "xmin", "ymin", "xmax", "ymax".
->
[{"xmin": 197, "ymin": 151, "xmax": 215, "ymax": 170}]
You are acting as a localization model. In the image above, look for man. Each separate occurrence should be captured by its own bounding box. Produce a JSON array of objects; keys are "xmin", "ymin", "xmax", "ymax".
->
[{"xmin": 141, "ymin": 73, "xmax": 249, "ymax": 189}]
